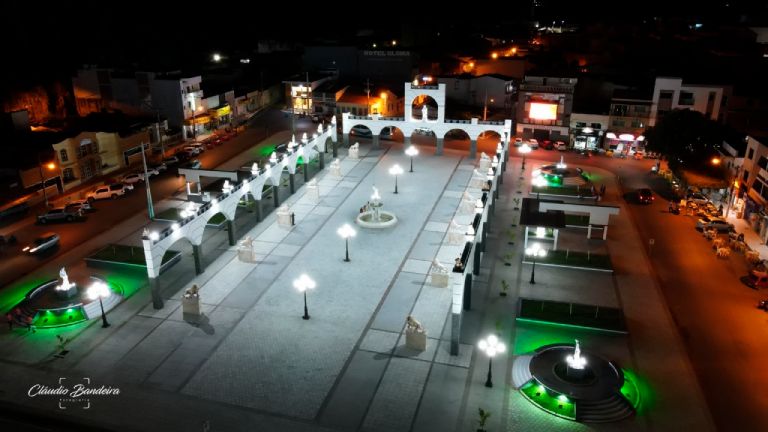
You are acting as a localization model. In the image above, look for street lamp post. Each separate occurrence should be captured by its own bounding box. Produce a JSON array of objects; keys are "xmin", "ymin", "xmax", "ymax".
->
[
  {"xmin": 140, "ymin": 142, "xmax": 155, "ymax": 219},
  {"xmin": 525, "ymin": 243, "xmax": 547, "ymax": 284},
  {"xmin": 478, "ymin": 334, "xmax": 506, "ymax": 388},
  {"xmin": 405, "ymin": 145, "xmax": 419, "ymax": 172},
  {"xmin": 519, "ymin": 143, "xmax": 531, "ymax": 170},
  {"xmin": 36, "ymin": 155, "xmax": 56, "ymax": 208},
  {"xmin": 389, "ymin": 164, "xmax": 404, "ymax": 194},
  {"xmin": 293, "ymin": 274, "xmax": 316, "ymax": 320},
  {"xmin": 337, "ymin": 224, "xmax": 356, "ymax": 262},
  {"xmin": 87, "ymin": 281, "xmax": 112, "ymax": 328}
]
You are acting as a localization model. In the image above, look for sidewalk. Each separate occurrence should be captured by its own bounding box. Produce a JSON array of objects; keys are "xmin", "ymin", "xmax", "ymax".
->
[{"xmin": 724, "ymin": 209, "xmax": 768, "ymax": 261}]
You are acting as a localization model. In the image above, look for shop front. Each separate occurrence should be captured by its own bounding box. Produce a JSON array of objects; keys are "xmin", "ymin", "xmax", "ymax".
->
[
  {"xmin": 185, "ymin": 114, "xmax": 212, "ymax": 138},
  {"xmin": 208, "ymin": 105, "xmax": 232, "ymax": 129},
  {"xmin": 604, "ymin": 132, "xmax": 645, "ymax": 155},
  {"xmin": 571, "ymin": 126, "xmax": 603, "ymax": 150}
]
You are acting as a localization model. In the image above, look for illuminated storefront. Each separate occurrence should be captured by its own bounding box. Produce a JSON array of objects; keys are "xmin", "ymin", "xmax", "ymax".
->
[
  {"xmin": 291, "ymin": 84, "xmax": 312, "ymax": 115},
  {"xmin": 604, "ymin": 132, "xmax": 645, "ymax": 155}
]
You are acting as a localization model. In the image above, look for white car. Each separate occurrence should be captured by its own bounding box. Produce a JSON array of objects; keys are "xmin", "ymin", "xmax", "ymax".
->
[
  {"xmin": 554, "ymin": 141, "xmax": 568, "ymax": 151},
  {"xmin": 182, "ymin": 146, "xmax": 201, "ymax": 155},
  {"xmin": 87, "ymin": 184, "xmax": 127, "ymax": 201},
  {"xmin": 687, "ymin": 193, "xmax": 710, "ymax": 205},
  {"xmin": 528, "ymin": 139, "xmax": 539, "ymax": 149},
  {"xmin": 121, "ymin": 173, "xmax": 144, "ymax": 184},
  {"xmin": 514, "ymin": 137, "xmax": 524, "ymax": 146}
]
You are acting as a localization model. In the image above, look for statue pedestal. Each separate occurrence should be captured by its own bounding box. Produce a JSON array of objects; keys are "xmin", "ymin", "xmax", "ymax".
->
[
  {"xmin": 55, "ymin": 284, "xmax": 78, "ymax": 300},
  {"xmin": 447, "ymin": 231, "xmax": 464, "ymax": 245},
  {"xmin": 479, "ymin": 160, "xmax": 491, "ymax": 173},
  {"xmin": 277, "ymin": 211, "xmax": 292, "ymax": 228},
  {"xmin": 471, "ymin": 177, "xmax": 487, "ymax": 189},
  {"xmin": 237, "ymin": 244, "xmax": 258, "ymax": 263},
  {"xmin": 566, "ymin": 365, "xmax": 587, "ymax": 380},
  {"xmin": 306, "ymin": 184, "xmax": 320, "ymax": 203},
  {"xmin": 405, "ymin": 328, "xmax": 427, "ymax": 351},
  {"xmin": 349, "ymin": 147, "xmax": 359, "ymax": 160},
  {"xmin": 182, "ymin": 294, "xmax": 201, "ymax": 316},
  {"xmin": 430, "ymin": 272, "xmax": 449, "ymax": 287}
]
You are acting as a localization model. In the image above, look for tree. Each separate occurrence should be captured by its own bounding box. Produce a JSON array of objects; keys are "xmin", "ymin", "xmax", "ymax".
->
[{"xmin": 644, "ymin": 109, "xmax": 724, "ymax": 172}]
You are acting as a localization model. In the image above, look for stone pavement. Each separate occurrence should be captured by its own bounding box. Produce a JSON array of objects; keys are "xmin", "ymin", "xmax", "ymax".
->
[{"xmin": 0, "ymin": 146, "xmax": 715, "ymax": 432}]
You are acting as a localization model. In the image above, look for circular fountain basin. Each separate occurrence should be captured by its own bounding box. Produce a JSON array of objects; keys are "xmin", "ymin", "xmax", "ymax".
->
[{"xmin": 355, "ymin": 211, "xmax": 398, "ymax": 228}]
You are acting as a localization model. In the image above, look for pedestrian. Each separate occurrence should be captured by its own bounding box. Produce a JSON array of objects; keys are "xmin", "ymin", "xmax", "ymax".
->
[
  {"xmin": 6, "ymin": 313, "xmax": 13, "ymax": 331},
  {"xmin": 25, "ymin": 316, "xmax": 35, "ymax": 333},
  {"xmin": 600, "ymin": 184, "xmax": 606, "ymax": 196},
  {"xmin": 718, "ymin": 204, "xmax": 724, "ymax": 215}
]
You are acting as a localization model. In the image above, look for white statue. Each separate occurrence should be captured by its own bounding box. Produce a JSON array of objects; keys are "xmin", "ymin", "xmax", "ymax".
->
[
  {"xmin": 184, "ymin": 284, "xmax": 200, "ymax": 298},
  {"xmin": 430, "ymin": 258, "xmax": 448, "ymax": 274},
  {"xmin": 462, "ymin": 191, "xmax": 474, "ymax": 201},
  {"xmin": 250, "ymin": 162, "xmax": 259, "ymax": 175},
  {"xmin": 59, "ymin": 267, "xmax": 70, "ymax": 288},
  {"xmin": 277, "ymin": 204, "xmax": 290, "ymax": 215},
  {"xmin": 421, "ymin": 104, "xmax": 428, "ymax": 121},
  {"xmin": 371, "ymin": 186, "xmax": 381, "ymax": 203},
  {"xmin": 406, "ymin": 315, "xmax": 425, "ymax": 333},
  {"xmin": 480, "ymin": 152, "xmax": 490, "ymax": 162},
  {"xmin": 350, "ymin": 142, "xmax": 359, "ymax": 150},
  {"xmin": 566, "ymin": 339, "xmax": 587, "ymax": 369},
  {"xmin": 450, "ymin": 219, "xmax": 463, "ymax": 232},
  {"xmin": 472, "ymin": 169, "xmax": 484, "ymax": 179}
]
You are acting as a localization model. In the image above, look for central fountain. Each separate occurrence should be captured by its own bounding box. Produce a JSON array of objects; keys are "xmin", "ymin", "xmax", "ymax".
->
[{"xmin": 355, "ymin": 186, "xmax": 398, "ymax": 229}]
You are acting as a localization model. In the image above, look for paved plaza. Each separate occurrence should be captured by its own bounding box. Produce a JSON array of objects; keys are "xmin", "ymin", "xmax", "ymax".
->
[{"xmin": 0, "ymin": 140, "xmax": 715, "ymax": 432}]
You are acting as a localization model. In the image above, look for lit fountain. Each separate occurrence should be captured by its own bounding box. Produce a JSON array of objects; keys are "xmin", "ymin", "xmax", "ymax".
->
[
  {"xmin": 355, "ymin": 186, "xmax": 398, "ymax": 229},
  {"xmin": 55, "ymin": 267, "xmax": 78, "ymax": 299},
  {"xmin": 565, "ymin": 339, "xmax": 588, "ymax": 379}
]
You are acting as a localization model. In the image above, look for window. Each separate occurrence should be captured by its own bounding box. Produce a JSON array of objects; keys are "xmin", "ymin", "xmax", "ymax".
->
[
  {"xmin": 758, "ymin": 156, "xmax": 768, "ymax": 170},
  {"xmin": 708, "ymin": 91, "xmax": 716, "ymax": 103},
  {"xmin": 575, "ymin": 122, "xmax": 587, "ymax": 127},
  {"xmin": 612, "ymin": 119, "xmax": 626, "ymax": 127},
  {"xmin": 60, "ymin": 149, "xmax": 68, "ymax": 162},
  {"xmin": 63, "ymin": 168, "xmax": 75, "ymax": 182},
  {"xmin": 611, "ymin": 104, "xmax": 628, "ymax": 116},
  {"xmin": 678, "ymin": 91, "xmax": 694, "ymax": 106},
  {"xmin": 748, "ymin": 148, "xmax": 755, "ymax": 160},
  {"xmin": 659, "ymin": 91, "xmax": 674, "ymax": 100},
  {"xmin": 631, "ymin": 120, "xmax": 643, "ymax": 128},
  {"xmin": 590, "ymin": 123, "xmax": 601, "ymax": 129}
]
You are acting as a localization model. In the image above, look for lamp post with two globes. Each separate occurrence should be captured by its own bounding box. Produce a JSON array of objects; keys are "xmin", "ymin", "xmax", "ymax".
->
[
  {"xmin": 389, "ymin": 164, "xmax": 404, "ymax": 194},
  {"xmin": 405, "ymin": 145, "xmax": 419, "ymax": 172},
  {"xmin": 294, "ymin": 274, "xmax": 316, "ymax": 320},
  {"xmin": 478, "ymin": 334, "xmax": 506, "ymax": 387},
  {"xmin": 337, "ymin": 224, "xmax": 356, "ymax": 262}
]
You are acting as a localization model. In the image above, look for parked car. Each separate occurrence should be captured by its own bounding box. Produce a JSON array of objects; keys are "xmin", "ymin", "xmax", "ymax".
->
[
  {"xmin": 687, "ymin": 192, "xmax": 710, "ymax": 205},
  {"xmin": 65, "ymin": 200, "xmax": 93, "ymax": 214},
  {"xmin": 701, "ymin": 218, "xmax": 734, "ymax": 232},
  {"xmin": 540, "ymin": 140, "xmax": 553, "ymax": 150},
  {"xmin": 554, "ymin": 141, "xmax": 568, "ymax": 151},
  {"xmin": 22, "ymin": 232, "xmax": 60, "ymax": 254},
  {"xmin": 37, "ymin": 207, "xmax": 83, "ymax": 224},
  {"xmin": 87, "ymin": 185, "xmax": 126, "ymax": 202},
  {"xmin": 121, "ymin": 173, "xmax": 144, "ymax": 184},
  {"xmin": 741, "ymin": 269, "xmax": 768, "ymax": 289},
  {"xmin": 380, "ymin": 126, "xmax": 396, "ymax": 140},
  {"xmin": 350, "ymin": 126, "xmax": 372, "ymax": 137},
  {"xmin": 182, "ymin": 146, "xmax": 201, "ymax": 155},
  {"xmin": 150, "ymin": 162, "xmax": 167, "ymax": 173},
  {"xmin": 186, "ymin": 159, "xmax": 202, "ymax": 169},
  {"xmin": 513, "ymin": 137, "xmax": 524, "ymax": 147},
  {"xmin": 163, "ymin": 156, "xmax": 180, "ymax": 166},
  {"xmin": 527, "ymin": 138, "xmax": 539, "ymax": 149}
]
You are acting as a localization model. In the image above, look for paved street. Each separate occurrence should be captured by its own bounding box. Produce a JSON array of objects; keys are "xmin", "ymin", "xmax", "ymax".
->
[{"xmin": 0, "ymin": 109, "xmax": 318, "ymax": 288}]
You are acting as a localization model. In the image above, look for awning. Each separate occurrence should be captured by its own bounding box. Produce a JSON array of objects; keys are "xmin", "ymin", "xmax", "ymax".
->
[
  {"xmin": 208, "ymin": 105, "xmax": 231, "ymax": 118},
  {"xmin": 185, "ymin": 115, "xmax": 211, "ymax": 126}
]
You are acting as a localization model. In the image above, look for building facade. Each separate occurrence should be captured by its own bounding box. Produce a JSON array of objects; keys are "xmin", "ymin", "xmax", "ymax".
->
[
  {"xmin": 605, "ymin": 90, "xmax": 653, "ymax": 154},
  {"xmin": 515, "ymin": 76, "xmax": 577, "ymax": 143},
  {"xmin": 569, "ymin": 112, "xmax": 609, "ymax": 150},
  {"xmin": 649, "ymin": 77, "xmax": 730, "ymax": 127}
]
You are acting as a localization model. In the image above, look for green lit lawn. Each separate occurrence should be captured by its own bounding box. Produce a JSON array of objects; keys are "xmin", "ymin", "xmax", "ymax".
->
[
  {"xmin": 518, "ymin": 299, "xmax": 627, "ymax": 333},
  {"xmin": 621, "ymin": 368, "xmax": 654, "ymax": 414},
  {"xmin": 520, "ymin": 381, "xmax": 576, "ymax": 420},
  {"xmin": 90, "ymin": 244, "xmax": 179, "ymax": 266},
  {"xmin": 525, "ymin": 250, "xmax": 612, "ymax": 271},
  {"xmin": 33, "ymin": 308, "xmax": 86, "ymax": 328},
  {"xmin": 0, "ymin": 276, "xmax": 51, "ymax": 315}
]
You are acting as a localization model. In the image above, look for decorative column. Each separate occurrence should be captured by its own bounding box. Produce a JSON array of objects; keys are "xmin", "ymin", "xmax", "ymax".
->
[
  {"xmin": 303, "ymin": 161, "xmax": 309, "ymax": 182},
  {"xmin": 255, "ymin": 199, "xmax": 262, "ymax": 222},
  {"xmin": 192, "ymin": 244, "xmax": 203, "ymax": 275},
  {"xmin": 473, "ymin": 246, "xmax": 481, "ymax": 276},
  {"xmin": 289, "ymin": 173, "xmax": 295, "ymax": 194},
  {"xmin": 463, "ymin": 273, "xmax": 472, "ymax": 311},
  {"xmin": 273, "ymin": 186, "xmax": 279, "ymax": 208},
  {"xmin": 373, "ymin": 134, "xmax": 380, "ymax": 149},
  {"xmin": 226, "ymin": 220, "xmax": 235, "ymax": 246},
  {"xmin": 469, "ymin": 139, "xmax": 477, "ymax": 158},
  {"xmin": 436, "ymin": 137, "xmax": 444, "ymax": 156},
  {"xmin": 149, "ymin": 277, "xmax": 164, "ymax": 310},
  {"xmin": 343, "ymin": 132, "xmax": 350, "ymax": 147}
]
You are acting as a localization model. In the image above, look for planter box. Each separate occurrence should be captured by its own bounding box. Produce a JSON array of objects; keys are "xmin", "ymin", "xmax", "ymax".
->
[
  {"xmin": 430, "ymin": 272, "xmax": 449, "ymax": 287},
  {"xmin": 182, "ymin": 295, "xmax": 201, "ymax": 316}
]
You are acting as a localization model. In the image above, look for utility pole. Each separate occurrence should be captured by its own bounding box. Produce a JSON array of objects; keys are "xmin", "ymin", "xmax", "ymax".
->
[
  {"xmin": 365, "ymin": 78, "xmax": 371, "ymax": 116},
  {"xmin": 140, "ymin": 142, "xmax": 155, "ymax": 219},
  {"xmin": 483, "ymin": 89, "xmax": 488, "ymax": 121}
]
